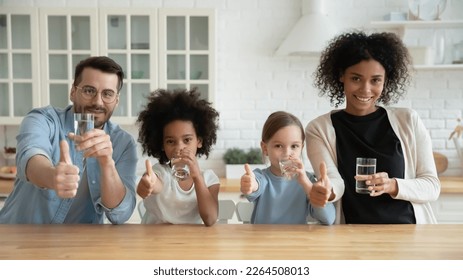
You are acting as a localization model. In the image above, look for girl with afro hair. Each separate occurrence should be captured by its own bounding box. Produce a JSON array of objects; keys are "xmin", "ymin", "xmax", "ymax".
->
[{"xmin": 136, "ymin": 88, "xmax": 220, "ymax": 226}]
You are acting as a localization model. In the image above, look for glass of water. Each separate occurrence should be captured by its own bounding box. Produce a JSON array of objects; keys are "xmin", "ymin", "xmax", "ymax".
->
[
  {"xmin": 355, "ymin": 157, "xmax": 376, "ymax": 194},
  {"xmin": 74, "ymin": 112, "xmax": 94, "ymax": 168},
  {"xmin": 74, "ymin": 113, "xmax": 94, "ymax": 136},
  {"xmin": 279, "ymin": 158, "xmax": 296, "ymax": 180},
  {"xmin": 171, "ymin": 157, "xmax": 190, "ymax": 181}
]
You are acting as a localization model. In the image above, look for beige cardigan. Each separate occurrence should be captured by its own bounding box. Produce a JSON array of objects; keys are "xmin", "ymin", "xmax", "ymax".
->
[{"xmin": 305, "ymin": 107, "xmax": 440, "ymax": 224}]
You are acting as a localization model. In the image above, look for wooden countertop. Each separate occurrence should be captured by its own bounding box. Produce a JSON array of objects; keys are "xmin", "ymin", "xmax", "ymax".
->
[
  {"xmin": 438, "ymin": 176, "xmax": 463, "ymax": 194},
  {"xmin": 0, "ymin": 224, "xmax": 461, "ymax": 260},
  {"xmin": 220, "ymin": 177, "xmax": 463, "ymax": 193}
]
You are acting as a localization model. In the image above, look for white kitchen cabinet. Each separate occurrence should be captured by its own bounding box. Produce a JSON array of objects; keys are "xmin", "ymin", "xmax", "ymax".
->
[
  {"xmin": 39, "ymin": 8, "xmax": 99, "ymax": 110},
  {"xmin": 0, "ymin": 7, "xmax": 215, "ymax": 125},
  {"xmin": 370, "ymin": 20, "xmax": 463, "ymax": 69},
  {"xmin": 431, "ymin": 193, "xmax": 463, "ymax": 224},
  {"xmin": 0, "ymin": 8, "xmax": 40, "ymax": 125},
  {"xmin": 159, "ymin": 9, "xmax": 215, "ymax": 105},
  {"xmin": 99, "ymin": 9, "xmax": 159, "ymax": 124},
  {"xmin": 430, "ymin": 177, "xmax": 463, "ymax": 224}
]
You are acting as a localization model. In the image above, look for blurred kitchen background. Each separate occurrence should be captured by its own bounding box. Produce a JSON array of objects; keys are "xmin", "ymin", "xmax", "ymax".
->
[{"xmin": 1, "ymin": 0, "xmax": 463, "ymax": 178}]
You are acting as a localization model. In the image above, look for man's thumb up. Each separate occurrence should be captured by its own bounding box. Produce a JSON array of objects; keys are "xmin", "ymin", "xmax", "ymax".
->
[
  {"xmin": 244, "ymin": 163, "xmax": 253, "ymax": 176},
  {"xmin": 59, "ymin": 140, "xmax": 72, "ymax": 165}
]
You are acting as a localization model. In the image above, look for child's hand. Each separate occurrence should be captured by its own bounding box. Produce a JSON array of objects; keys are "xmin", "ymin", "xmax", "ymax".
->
[
  {"xmin": 177, "ymin": 148, "xmax": 200, "ymax": 179},
  {"xmin": 309, "ymin": 161, "xmax": 332, "ymax": 207},
  {"xmin": 137, "ymin": 159, "xmax": 157, "ymax": 199},
  {"xmin": 291, "ymin": 156, "xmax": 309, "ymax": 183},
  {"xmin": 240, "ymin": 164, "xmax": 258, "ymax": 195}
]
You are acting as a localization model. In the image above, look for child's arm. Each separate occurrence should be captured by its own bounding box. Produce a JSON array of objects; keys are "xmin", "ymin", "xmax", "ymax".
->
[
  {"xmin": 136, "ymin": 159, "xmax": 163, "ymax": 198},
  {"xmin": 292, "ymin": 156, "xmax": 314, "ymax": 197},
  {"xmin": 240, "ymin": 164, "xmax": 258, "ymax": 194},
  {"xmin": 194, "ymin": 179, "xmax": 219, "ymax": 227},
  {"xmin": 181, "ymin": 148, "xmax": 219, "ymax": 226},
  {"xmin": 309, "ymin": 201, "xmax": 336, "ymax": 225}
]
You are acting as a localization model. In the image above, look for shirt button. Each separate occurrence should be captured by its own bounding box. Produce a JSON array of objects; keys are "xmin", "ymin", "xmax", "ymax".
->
[{"xmin": 92, "ymin": 180, "xmax": 96, "ymax": 184}]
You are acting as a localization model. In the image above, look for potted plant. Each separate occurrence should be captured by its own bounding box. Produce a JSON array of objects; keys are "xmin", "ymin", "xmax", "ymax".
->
[{"xmin": 223, "ymin": 147, "xmax": 266, "ymax": 179}]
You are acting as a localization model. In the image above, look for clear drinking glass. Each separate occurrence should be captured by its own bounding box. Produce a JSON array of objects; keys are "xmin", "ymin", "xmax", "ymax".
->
[
  {"xmin": 355, "ymin": 157, "xmax": 377, "ymax": 194},
  {"xmin": 73, "ymin": 112, "xmax": 94, "ymax": 168},
  {"xmin": 171, "ymin": 157, "xmax": 190, "ymax": 181},
  {"xmin": 74, "ymin": 113, "xmax": 94, "ymax": 136},
  {"xmin": 279, "ymin": 158, "xmax": 296, "ymax": 180}
]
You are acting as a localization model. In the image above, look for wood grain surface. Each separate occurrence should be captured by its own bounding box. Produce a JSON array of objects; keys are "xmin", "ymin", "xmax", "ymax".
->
[{"xmin": 0, "ymin": 224, "xmax": 462, "ymax": 260}]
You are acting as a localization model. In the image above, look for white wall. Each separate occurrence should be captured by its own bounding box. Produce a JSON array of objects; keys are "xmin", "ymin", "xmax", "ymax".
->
[{"xmin": 1, "ymin": 0, "xmax": 463, "ymax": 177}]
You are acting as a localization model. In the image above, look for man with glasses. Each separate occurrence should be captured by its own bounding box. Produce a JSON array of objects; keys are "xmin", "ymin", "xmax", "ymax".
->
[{"xmin": 0, "ymin": 56, "xmax": 138, "ymax": 224}]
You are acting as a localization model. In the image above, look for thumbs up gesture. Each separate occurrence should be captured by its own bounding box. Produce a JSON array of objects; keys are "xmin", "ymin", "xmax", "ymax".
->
[
  {"xmin": 240, "ymin": 163, "xmax": 258, "ymax": 195},
  {"xmin": 309, "ymin": 161, "xmax": 332, "ymax": 208},
  {"xmin": 53, "ymin": 140, "xmax": 80, "ymax": 198},
  {"xmin": 137, "ymin": 159, "xmax": 158, "ymax": 199}
]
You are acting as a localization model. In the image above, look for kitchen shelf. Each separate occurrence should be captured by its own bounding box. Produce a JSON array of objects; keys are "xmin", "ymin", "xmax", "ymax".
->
[
  {"xmin": 370, "ymin": 20, "xmax": 463, "ymax": 70},
  {"xmin": 371, "ymin": 20, "xmax": 463, "ymax": 29},
  {"xmin": 413, "ymin": 64, "xmax": 463, "ymax": 70},
  {"xmin": 1, "ymin": 152, "xmax": 16, "ymax": 160}
]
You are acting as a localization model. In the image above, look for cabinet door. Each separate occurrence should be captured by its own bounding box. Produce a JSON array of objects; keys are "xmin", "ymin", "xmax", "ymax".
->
[
  {"xmin": 39, "ymin": 9, "xmax": 98, "ymax": 110},
  {"xmin": 99, "ymin": 9, "xmax": 158, "ymax": 123},
  {"xmin": 159, "ymin": 9, "xmax": 215, "ymax": 105},
  {"xmin": 0, "ymin": 8, "xmax": 39, "ymax": 125}
]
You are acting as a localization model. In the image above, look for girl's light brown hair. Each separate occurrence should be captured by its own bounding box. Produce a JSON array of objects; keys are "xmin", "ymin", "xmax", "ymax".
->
[{"xmin": 261, "ymin": 111, "xmax": 304, "ymax": 143}]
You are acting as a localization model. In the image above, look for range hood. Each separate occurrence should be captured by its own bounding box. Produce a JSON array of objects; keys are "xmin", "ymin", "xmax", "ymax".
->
[{"xmin": 275, "ymin": 0, "xmax": 337, "ymax": 56}]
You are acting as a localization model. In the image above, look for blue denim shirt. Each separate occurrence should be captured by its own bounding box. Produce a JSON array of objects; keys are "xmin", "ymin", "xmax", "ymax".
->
[{"xmin": 0, "ymin": 105, "xmax": 138, "ymax": 224}]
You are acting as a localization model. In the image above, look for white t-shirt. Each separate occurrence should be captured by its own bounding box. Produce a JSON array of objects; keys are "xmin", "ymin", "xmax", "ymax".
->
[{"xmin": 141, "ymin": 163, "xmax": 219, "ymax": 224}]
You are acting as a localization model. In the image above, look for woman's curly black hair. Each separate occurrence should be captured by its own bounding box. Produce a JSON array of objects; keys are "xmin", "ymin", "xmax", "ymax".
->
[
  {"xmin": 313, "ymin": 31, "xmax": 413, "ymax": 108},
  {"xmin": 136, "ymin": 88, "xmax": 219, "ymax": 164}
]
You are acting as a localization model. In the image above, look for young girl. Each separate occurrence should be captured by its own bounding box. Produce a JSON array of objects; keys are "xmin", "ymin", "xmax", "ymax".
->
[
  {"xmin": 136, "ymin": 88, "xmax": 220, "ymax": 226},
  {"xmin": 240, "ymin": 111, "xmax": 335, "ymax": 224}
]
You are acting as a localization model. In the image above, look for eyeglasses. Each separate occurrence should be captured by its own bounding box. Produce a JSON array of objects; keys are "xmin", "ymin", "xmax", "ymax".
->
[{"xmin": 75, "ymin": 85, "xmax": 118, "ymax": 104}]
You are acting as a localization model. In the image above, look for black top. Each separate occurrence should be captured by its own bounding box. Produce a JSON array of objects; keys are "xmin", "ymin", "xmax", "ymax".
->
[{"xmin": 331, "ymin": 107, "xmax": 416, "ymax": 224}]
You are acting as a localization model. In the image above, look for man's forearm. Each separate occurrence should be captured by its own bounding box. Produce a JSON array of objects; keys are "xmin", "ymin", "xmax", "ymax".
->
[
  {"xmin": 25, "ymin": 155, "xmax": 55, "ymax": 190},
  {"xmin": 99, "ymin": 159, "xmax": 126, "ymax": 208}
]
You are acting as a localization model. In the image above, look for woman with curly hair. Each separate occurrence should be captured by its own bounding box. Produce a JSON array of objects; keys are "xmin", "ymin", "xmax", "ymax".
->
[
  {"xmin": 136, "ymin": 88, "xmax": 220, "ymax": 226},
  {"xmin": 305, "ymin": 31, "xmax": 440, "ymax": 224}
]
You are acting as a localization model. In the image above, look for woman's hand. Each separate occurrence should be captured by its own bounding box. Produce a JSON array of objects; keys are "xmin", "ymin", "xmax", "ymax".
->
[{"xmin": 355, "ymin": 172, "xmax": 398, "ymax": 197}]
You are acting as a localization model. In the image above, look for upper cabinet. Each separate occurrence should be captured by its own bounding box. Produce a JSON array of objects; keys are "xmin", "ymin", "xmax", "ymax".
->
[
  {"xmin": 370, "ymin": 20, "xmax": 463, "ymax": 69},
  {"xmin": 98, "ymin": 9, "xmax": 158, "ymax": 122},
  {"xmin": 159, "ymin": 9, "xmax": 215, "ymax": 104},
  {"xmin": 0, "ymin": 8, "xmax": 40, "ymax": 125},
  {"xmin": 39, "ymin": 9, "xmax": 99, "ymax": 110},
  {"xmin": 0, "ymin": 7, "xmax": 215, "ymax": 125}
]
